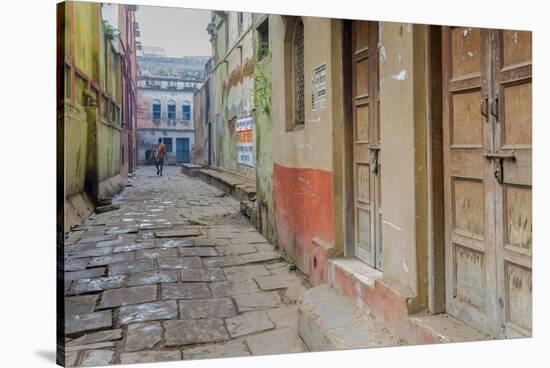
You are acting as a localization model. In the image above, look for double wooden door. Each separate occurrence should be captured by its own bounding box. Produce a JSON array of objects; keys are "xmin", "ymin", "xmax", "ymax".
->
[
  {"xmin": 442, "ymin": 26, "xmax": 532, "ymax": 338},
  {"xmin": 351, "ymin": 21, "xmax": 382, "ymax": 269}
]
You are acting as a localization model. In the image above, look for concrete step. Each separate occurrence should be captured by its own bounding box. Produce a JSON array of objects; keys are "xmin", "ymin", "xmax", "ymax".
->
[{"xmin": 298, "ymin": 284, "xmax": 406, "ymax": 352}]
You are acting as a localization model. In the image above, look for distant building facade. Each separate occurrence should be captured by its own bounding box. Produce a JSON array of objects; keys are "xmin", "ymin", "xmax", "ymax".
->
[{"xmin": 136, "ymin": 54, "xmax": 208, "ymax": 165}]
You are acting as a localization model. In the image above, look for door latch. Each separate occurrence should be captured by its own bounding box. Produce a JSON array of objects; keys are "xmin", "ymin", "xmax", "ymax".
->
[
  {"xmin": 480, "ymin": 95, "xmax": 489, "ymax": 122},
  {"xmin": 369, "ymin": 146, "xmax": 380, "ymax": 174},
  {"xmin": 483, "ymin": 151, "xmax": 515, "ymax": 184}
]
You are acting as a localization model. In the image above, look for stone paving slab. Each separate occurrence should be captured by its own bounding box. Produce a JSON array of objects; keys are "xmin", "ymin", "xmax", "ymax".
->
[
  {"xmin": 65, "ymin": 341, "xmax": 115, "ymax": 352},
  {"xmin": 108, "ymin": 260, "xmax": 155, "ymax": 276},
  {"xmin": 65, "ymin": 295, "xmax": 99, "ymax": 316},
  {"xmin": 246, "ymin": 327, "xmax": 307, "ymax": 355},
  {"xmin": 161, "ymin": 282, "xmax": 211, "ymax": 300},
  {"xmin": 179, "ymin": 298, "xmax": 237, "ymax": 319},
  {"xmin": 88, "ymin": 253, "xmax": 135, "ymax": 267},
  {"xmin": 155, "ymin": 229, "xmax": 202, "ymax": 238},
  {"xmin": 66, "ymin": 311, "xmax": 112, "ymax": 334},
  {"xmin": 158, "ymin": 239, "xmax": 195, "ymax": 248},
  {"xmin": 180, "ymin": 268, "xmax": 225, "ymax": 282},
  {"xmin": 69, "ymin": 275, "xmax": 127, "ymax": 294},
  {"xmin": 65, "ymin": 258, "xmax": 90, "ymax": 271},
  {"xmin": 127, "ymin": 270, "xmax": 178, "ymax": 286},
  {"xmin": 234, "ymin": 291, "xmax": 282, "ymax": 312},
  {"xmin": 112, "ymin": 241, "xmax": 155, "ymax": 253},
  {"xmin": 135, "ymin": 248, "xmax": 178, "ymax": 259},
  {"xmin": 66, "ymin": 329, "xmax": 123, "ymax": 347},
  {"xmin": 99, "ymin": 285, "xmax": 157, "ymax": 308},
  {"xmin": 240, "ymin": 251, "xmax": 280, "ymax": 264},
  {"xmin": 216, "ymin": 244, "xmax": 257, "ymax": 255},
  {"xmin": 266, "ymin": 306, "xmax": 299, "ymax": 329},
  {"xmin": 95, "ymin": 237, "xmax": 130, "ymax": 248},
  {"xmin": 255, "ymin": 274, "xmax": 302, "ymax": 291},
  {"xmin": 79, "ymin": 350, "xmax": 115, "ymax": 366},
  {"xmin": 120, "ymin": 350, "xmax": 182, "ymax": 364},
  {"xmin": 202, "ymin": 255, "xmax": 244, "ymax": 268},
  {"xmin": 125, "ymin": 322, "xmax": 162, "ymax": 352},
  {"xmin": 104, "ymin": 226, "xmax": 138, "ymax": 235},
  {"xmin": 118, "ymin": 300, "xmax": 178, "ymax": 325},
  {"xmin": 225, "ymin": 311, "xmax": 275, "ymax": 338},
  {"xmin": 179, "ymin": 247, "xmax": 218, "ymax": 257},
  {"xmin": 209, "ymin": 280, "xmax": 261, "ymax": 297},
  {"xmin": 223, "ymin": 264, "xmax": 270, "ymax": 281},
  {"xmin": 158, "ymin": 256, "xmax": 203, "ymax": 270},
  {"xmin": 183, "ymin": 339, "xmax": 251, "ymax": 360},
  {"xmin": 78, "ymin": 234, "xmax": 117, "ymax": 244},
  {"xmin": 65, "ymin": 268, "xmax": 106, "ymax": 281},
  {"xmin": 66, "ymin": 246, "xmax": 113, "ymax": 259},
  {"xmin": 164, "ymin": 319, "xmax": 230, "ymax": 346}
]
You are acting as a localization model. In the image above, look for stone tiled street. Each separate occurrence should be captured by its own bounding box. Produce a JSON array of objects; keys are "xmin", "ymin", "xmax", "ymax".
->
[{"xmin": 63, "ymin": 166, "xmax": 309, "ymax": 366}]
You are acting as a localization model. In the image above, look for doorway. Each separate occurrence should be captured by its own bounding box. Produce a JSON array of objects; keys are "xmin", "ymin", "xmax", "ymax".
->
[
  {"xmin": 441, "ymin": 26, "xmax": 532, "ymax": 338},
  {"xmin": 176, "ymin": 137, "xmax": 190, "ymax": 163},
  {"xmin": 344, "ymin": 20, "xmax": 383, "ymax": 270}
]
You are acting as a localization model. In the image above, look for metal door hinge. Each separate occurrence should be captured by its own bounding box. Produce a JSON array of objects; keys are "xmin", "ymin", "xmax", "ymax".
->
[{"xmin": 490, "ymin": 95, "xmax": 500, "ymax": 122}]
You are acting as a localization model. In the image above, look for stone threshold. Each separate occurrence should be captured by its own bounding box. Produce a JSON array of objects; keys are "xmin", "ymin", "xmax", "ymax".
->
[{"xmin": 323, "ymin": 257, "xmax": 491, "ymax": 345}]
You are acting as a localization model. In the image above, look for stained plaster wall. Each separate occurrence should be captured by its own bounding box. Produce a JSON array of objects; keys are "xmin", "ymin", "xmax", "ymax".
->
[
  {"xmin": 270, "ymin": 16, "xmax": 337, "ymax": 278},
  {"xmin": 378, "ymin": 22, "xmax": 429, "ymax": 308},
  {"xmin": 60, "ymin": 1, "xmax": 125, "ymax": 230},
  {"xmin": 209, "ymin": 11, "xmax": 256, "ymax": 178}
]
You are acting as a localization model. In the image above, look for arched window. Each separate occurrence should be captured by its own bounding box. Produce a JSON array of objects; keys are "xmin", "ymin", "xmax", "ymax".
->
[
  {"xmin": 152, "ymin": 99, "xmax": 161, "ymax": 120},
  {"xmin": 292, "ymin": 18, "xmax": 305, "ymax": 126},
  {"xmin": 182, "ymin": 102, "xmax": 191, "ymax": 122},
  {"xmin": 167, "ymin": 100, "xmax": 176, "ymax": 120}
]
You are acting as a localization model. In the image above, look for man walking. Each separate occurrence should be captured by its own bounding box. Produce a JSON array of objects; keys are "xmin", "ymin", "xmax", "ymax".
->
[{"xmin": 156, "ymin": 138, "xmax": 166, "ymax": 176}]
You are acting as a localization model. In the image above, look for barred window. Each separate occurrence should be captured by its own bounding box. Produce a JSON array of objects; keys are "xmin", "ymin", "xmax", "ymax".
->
[
  {"xmin": 152, "ymin": 99, "xmax": 161, "ymax": 120},
  {"xmin": 167, "ymin": 100, "xmax": 176, "ymax": 120},
  {"xmin": 292, "ymin": 18, "xmax": 305, "ymax": 126},
  {"xmin": 182, "ymin": 102, "xmax": 191, "ymax": 121}
]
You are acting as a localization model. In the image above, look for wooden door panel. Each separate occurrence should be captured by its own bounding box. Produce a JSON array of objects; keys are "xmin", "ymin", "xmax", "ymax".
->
[
  {"xmin": 351, "ymin": 20, "xmax": 380, "ymax": 268},
  {"xmin": 443, "ymin": 26, "xmax": 498, "ymax": 336},
  {"xmin": 450, "ymin": 27, "xmax": 481, "ymax": 79},
  {"xmin": 494, "ymin": 28, "xmax": 532, "ymax": 338}
]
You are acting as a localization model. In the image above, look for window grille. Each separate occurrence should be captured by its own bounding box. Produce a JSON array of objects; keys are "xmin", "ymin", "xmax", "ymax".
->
[
  {"xmin": 152, "ymin": 99, "xmax": 161, "ymax": 120},
  {"xmin": 182, "ymin": 103, "xmax": 191, "ymax": 121},
  {"xmin": 293, "ymin": 19, "xmax": 305, "ymax": 126},
  {"xmin": 167, "ymin": 100, "xmax": 176, "ymax": 120}
]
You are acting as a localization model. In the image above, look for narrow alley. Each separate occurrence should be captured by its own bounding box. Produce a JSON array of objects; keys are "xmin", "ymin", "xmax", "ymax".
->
[{"xmin": 63, "ymin": 166, "xmax": 309, "ymax": 366}]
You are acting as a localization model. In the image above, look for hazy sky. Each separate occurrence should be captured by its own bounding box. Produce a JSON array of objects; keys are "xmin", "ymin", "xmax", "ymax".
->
[{"xmin": 135, "ymin": 5, "xmax": 211, "ymax": 57}]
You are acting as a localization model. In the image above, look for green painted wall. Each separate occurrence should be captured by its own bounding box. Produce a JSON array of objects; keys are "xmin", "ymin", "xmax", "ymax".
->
[
  {"xmin": 61, "ymin": 2, "xmax": 123, "ymax": 208},
  {"xmin": 252, "ymin": 15, "xmax": 275, "ymax": 243}
]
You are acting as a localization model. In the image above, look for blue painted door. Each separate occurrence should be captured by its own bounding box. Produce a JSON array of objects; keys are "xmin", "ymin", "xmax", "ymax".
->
[{"xmin": 176, "ymin": 138, "xmax": 190, "ymax": 163}]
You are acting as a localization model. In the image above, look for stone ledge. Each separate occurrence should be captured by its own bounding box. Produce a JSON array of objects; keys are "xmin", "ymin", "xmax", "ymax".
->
[
  {"xmin": 181, "ymin": 163, "xmax": 203, "ymax": 177},
  {"xmin": 327, "ymin": 257, "xmax": 491, "ymax": 344},
  {"xmin": 197, "ymin": 168, "xmax": 256, "ymax": 201},
  {"xmin": 298, "ymin": 284, "xmax": 404, "ymax": 351}
]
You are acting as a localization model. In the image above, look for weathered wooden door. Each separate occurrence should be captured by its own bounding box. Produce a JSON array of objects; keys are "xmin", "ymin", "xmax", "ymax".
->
[
  {"xmin": 442, "ymin": 26, "xmax": 531, "ymax": 338},
  {"xmin": 351, "ymin": 21, "xmax": 382, "ymax": 269},
  {"xmin": 492, "ymin": 29, "xmax": 532, "ymax": 338}
]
